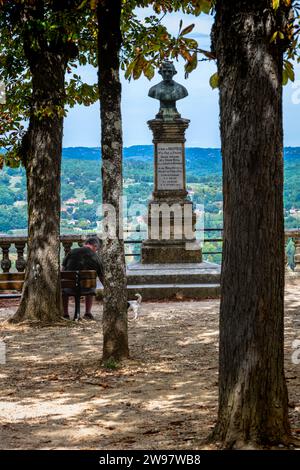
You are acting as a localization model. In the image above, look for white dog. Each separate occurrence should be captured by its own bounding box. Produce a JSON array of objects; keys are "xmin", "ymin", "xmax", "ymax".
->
[{"xmin": 127, "ymin": 293, "xmax": 142, "ymax": 321}]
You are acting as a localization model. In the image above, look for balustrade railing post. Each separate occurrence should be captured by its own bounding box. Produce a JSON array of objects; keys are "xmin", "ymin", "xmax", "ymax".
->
[
  {"xmin": 15, "ymin": 241, "xmax": 27, "ymax": 272},
  {"xmin": 294, "ymin": 236, "xmax": 300, "ymax": 272},
  {"xmin": 0, "ymin": 242, "xmax": 12, "ymax": 273}
]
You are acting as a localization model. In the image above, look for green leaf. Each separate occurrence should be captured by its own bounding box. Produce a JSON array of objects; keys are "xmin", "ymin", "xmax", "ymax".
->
[
  {"xmin": 184, "ymin": 52, "xmax": 198, "ymax": 76},
  {"xmin": 77, "ymin": 0, "xmax": 88, "ymax": 9},
  {"xmin": 124, "ymin": 59, "xmax": 135, "ymax": 80},
  {"xmin": 90, "ymin": 0, "xmax": 97, "ymax": 10},
  {"xmin": 201, "ymin": 0, "xmax": 212, "ymax": 15},
  {"xmin": 270, "ymin": 31, "xmax": 278, "ymax": 43},
  {"xmin": 193, "ymin": 0, "xmax": 212, "ymax": 15},
  {"xmin": 132, "ymin": 56, "xmax": 146, "ymax": 80},
  {"xmin": 180, "ymin": 24, "xmax": 195, "ymax": 37},
  {"xmin": 143, "ymin": 63, "xmax": 155, "ymax": 81},
  {"xmin": 283, "ymin": 60, "xmax": 295, "ymax": 82},
  {"xmin": 209, "ymin": 72, "xmax": 219, "ymax": 89},
  {"xmin": 6, "ymin": 156, "xmax": 20, "ymax": 168},
  {"xmin": 184, "ymin": 38, "xmax": 199, "ymax": 50},
  {"xmin": 282, "ymin": 68, "xmax": 289, "ymax": 86}
]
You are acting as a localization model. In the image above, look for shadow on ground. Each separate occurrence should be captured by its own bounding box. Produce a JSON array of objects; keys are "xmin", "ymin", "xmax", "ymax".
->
[{"xmin": 0, "ymin": 283, "xmax": 299, "ymax": 450}]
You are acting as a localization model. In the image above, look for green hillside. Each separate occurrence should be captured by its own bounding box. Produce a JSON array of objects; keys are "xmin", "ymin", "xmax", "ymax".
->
[{"xmin": 0, "ymin": 147, "xmax": 299, "ymax": 261}]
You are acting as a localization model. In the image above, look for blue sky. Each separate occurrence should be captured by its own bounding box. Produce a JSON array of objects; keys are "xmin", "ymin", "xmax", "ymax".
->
[{"xmin": 63, "ymin": 10, "xmax": 300, "ymax": 149}]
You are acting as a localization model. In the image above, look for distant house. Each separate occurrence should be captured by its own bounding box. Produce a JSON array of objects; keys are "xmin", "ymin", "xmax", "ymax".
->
[
  {"xmin": 13, "ymin": 201, "xmax": 27, "ymax": 207},
  {"xmin": 195, "ymin": 208, "xmax": 204, "ymax": 216},
  {"xmin": 291, "ymin": 209, "xmax": 300, "ymax": 217},
  {"xmin": 136, "ymin": 215, "xmax": 146, "ymax": 225},
  {"xmin": 65, "ymin": 198, "xmax": 79, "ymax": 205},
  {"xmin": 124, "ymin": 178, "xmax": 135, "ymax": 188}
]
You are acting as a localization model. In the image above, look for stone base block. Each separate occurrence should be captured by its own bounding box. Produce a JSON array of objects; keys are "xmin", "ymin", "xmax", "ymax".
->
[
  {"xmin": 95, "ymin": 261, "xmax": 221, "ymax": 301},
  {"xmin": 141, "ymin": 240, "xmax": 202, "ymax": 264}
]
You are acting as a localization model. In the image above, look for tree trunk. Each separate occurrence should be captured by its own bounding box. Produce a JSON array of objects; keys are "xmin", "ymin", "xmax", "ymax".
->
[
  {"xmin": 211, "ymin": 1, "xmax": 291, "ymax": 448},
  {"xmin": 97, "ymin": 0, "xmax": 129, "ymax": 361},
  {"xmin": 11, "ymin": 51, "xmax": 65, "ymax": 323}
]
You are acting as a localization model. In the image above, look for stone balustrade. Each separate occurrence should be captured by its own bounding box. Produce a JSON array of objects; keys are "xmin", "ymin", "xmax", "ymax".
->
[
  {"xmin": 0, "ymin": 230, "xmax": 299, "ymax": 273},
  {"xmin": 0, "ymin": 235, "xmax": 87, "ymax": 273}
]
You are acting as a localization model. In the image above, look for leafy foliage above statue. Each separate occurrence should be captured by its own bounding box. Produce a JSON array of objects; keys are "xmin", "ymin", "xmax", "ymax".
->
[{"xmin": 1, "ymin": 0, "xmax": 300, "ymax": 167}]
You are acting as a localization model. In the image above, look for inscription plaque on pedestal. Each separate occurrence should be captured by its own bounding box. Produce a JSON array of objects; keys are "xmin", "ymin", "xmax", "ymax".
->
[{"xmin": 157, "ymin": 143, "xmax": 184, "ymax": 191}]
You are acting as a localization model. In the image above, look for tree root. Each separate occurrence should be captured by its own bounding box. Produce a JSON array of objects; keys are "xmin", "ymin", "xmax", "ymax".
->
[{"xmin": 207, "ymin": 431, "xmax": 300, "ymax": 450}]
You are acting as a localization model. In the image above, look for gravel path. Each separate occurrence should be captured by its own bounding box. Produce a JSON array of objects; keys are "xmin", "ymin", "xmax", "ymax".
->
[{"xmin": 0, "ymin": 282, "xmax": 299, "ymax": 450}]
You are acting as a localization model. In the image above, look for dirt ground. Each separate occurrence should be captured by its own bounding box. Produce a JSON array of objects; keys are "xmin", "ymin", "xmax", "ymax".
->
[{"xmin": 0, "ymin": 281, "xmax": 299, "ymax": 450}]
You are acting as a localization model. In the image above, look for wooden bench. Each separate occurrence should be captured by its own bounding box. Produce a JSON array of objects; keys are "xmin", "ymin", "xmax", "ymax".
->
[
  {"xmin": 61, "ymin": 270, "xmax": 97, "ymax": 320},
  {"xmin": 0, "ymin": 272, "xmax": 25, "ymax": 299},
  {"xmin": 0, "ymin": 270, "xmax": 97, "ymax": 321}
]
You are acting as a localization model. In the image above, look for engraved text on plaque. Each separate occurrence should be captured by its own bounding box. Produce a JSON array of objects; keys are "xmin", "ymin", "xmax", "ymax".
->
[{"xmin": 157, "ymin": 143, "xmax": 184, "ymax": 190}]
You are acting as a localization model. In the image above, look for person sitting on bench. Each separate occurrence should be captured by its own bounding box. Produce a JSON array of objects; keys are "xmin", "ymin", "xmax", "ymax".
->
[{"xmin": 62, "ymin": 237, "xmax": 104, "ymax": 320}]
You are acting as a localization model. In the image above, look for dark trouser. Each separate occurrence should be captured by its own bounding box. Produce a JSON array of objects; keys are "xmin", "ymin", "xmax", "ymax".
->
[{"xmin": 62, "ymin": 288, "xmax": 96, "ymax": 319}]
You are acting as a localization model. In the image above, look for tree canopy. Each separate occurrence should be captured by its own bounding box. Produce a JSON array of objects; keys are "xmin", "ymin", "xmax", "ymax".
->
[
  {"xmin": 0, "ymin": 0, "xmax": 215, "ymax": 168},
  {"xmin": 1, "ymin": 0, "xmax": 300, "ymax": 168}
]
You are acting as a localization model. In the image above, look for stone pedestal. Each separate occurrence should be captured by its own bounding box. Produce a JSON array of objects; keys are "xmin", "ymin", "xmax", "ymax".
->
[
  {"xmin": 96, "ymin": 261, "xmax": 221, "ymax": 301},
  {"xmin": 141, "ymin": 118, "xmax": 202, "ymax": 264}
]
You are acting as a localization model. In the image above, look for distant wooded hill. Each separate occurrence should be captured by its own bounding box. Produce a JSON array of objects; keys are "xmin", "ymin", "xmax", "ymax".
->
[
  {"xmin": 0, "ymin": 147, "xmax": 299, "ymax": 241},
  {"xmin": 62, "ymin": 145, "xmax": 299, "ymax": 177}
]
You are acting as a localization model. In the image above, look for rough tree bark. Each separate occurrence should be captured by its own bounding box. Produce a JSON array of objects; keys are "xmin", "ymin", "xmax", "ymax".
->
[
  {"xmin": 9, "ymin": 0, "xmax": 75, "ymax": 323},
  {"xmin": 210, "ymin": 0, "xmax": 292, "ymax": 448},
  {"xmin": 97, "ymin": 0, "xmax": 129, "ymax": 361},
  {"xmin": 11, "ymin": 50, "xmax": 66, "ymax": 323}
]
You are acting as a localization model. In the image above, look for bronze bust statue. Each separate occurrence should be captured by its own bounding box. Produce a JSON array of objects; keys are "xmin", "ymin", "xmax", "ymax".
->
[{"xmin": 148, "ymin": 60, "xmax": 188, "ymax": 120}]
